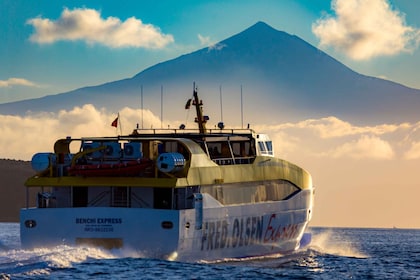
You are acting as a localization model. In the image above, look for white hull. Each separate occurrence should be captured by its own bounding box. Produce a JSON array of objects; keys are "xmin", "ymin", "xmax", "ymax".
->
[{"xmin": 21, "ymin": 189, "xmax": 312, "ymax": 262}]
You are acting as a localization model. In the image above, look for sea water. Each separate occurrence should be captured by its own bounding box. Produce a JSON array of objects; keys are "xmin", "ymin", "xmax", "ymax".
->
[{"xmin": 0, "ymin": 223, "xmax": 419, "ymax": 279}]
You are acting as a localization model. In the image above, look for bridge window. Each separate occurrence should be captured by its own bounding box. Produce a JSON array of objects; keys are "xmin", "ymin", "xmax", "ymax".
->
[
  {"xmin": 258, "ymin": 142, "xmax": 266, "ymax": 153},
  {"xmin": 265, "ymin": 141, "xmax": 273, "ymax": 155}
]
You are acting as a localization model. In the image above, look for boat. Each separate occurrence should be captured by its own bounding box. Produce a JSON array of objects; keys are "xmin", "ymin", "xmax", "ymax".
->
[{"xmin": 20, "ymin": 85, "xmax": 314, "ymax": 262}]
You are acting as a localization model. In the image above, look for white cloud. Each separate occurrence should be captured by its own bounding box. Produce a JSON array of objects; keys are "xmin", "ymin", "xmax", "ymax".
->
[
  {"xmin": 197, "ymin": 34, "xmax": 225, "ymax": 51},
  {"xmin": 198, "ymin": 34, "xmax": 212, "ymax": 46},
  {"xmin": 0, "ymin": 78, "xmax": 41, "ymax": 88},
  {"xmin": 208, "ymin": 43, "xmax": 226, "ymax": 51},
  {"xmin": 328, "ymin": 135, "xmax": 395, "ymax": 159},
  {"xmin": 255, "ymin": 116, "xmax": 416, "ymax": 160},
  {"xmin": 0, "ymin": 105, "xmax": 164, "ymax": 160},
  {"xmin": 27, "ymin": 8, "xmax": 174, "ymax": 49},
  {"xmin": 312, "ymin": 0, "xmax": 420, "ymax": 60},
  {"xmin": 404, "ymin": 141, "xmax": 420, "ymax": 159},
  {"xmin": 258, "ymin": 116, "xmax": 403, "ymax": 139},
  {"xmin": 296, "ymin": 117, "xmax": 403, "ymax": 138},
  {"xmin": 1, "ymin": 107, "xmax": 419, "ymax": 161}
]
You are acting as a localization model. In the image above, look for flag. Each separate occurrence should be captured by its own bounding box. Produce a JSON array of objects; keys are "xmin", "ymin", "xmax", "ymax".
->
[
  {"xmin": 111, "ymin": 117, "xmax": 118, "ymax": 127},
  {"xmin": 185, "ymin": 98, "xmax": 192, "ymax": 109}
]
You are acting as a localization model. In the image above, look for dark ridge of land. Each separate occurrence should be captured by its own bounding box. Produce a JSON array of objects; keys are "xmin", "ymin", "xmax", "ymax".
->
[{"xmin": 0, "ymin": 159, "xmax": 39, "ymax": 222}]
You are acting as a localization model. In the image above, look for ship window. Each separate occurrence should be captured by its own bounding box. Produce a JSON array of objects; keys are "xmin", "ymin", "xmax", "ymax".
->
[
  {"xmin": 208, "ymin": 142, "xmax": 222, "ymax": 157},
  {"xmin": 207, "ymin": 140, "xmax": 255, "ymax": 165},
  {"xmin": 231, "ymin": 142, "xmax": 251, "ymax": 157},
  {"xmin": 258, "ymin": 142, "xmax": 266, "ymax": 152},
  {"xmin": 265, "ymin": 141, "xmax": 273, "ymax": 155},
  {"xmin": 201, "ymin": 180, "xmax": 299, "ymax": 206}
]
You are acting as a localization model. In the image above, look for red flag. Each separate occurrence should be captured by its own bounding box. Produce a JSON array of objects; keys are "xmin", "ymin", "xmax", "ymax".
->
[
  {"xmin": 185, "ymin": 98, "xmax": 192, "ymax": 109},
  {"xmin": 111, "ymin": 117, "xmax": 118, "ymax": 127}
]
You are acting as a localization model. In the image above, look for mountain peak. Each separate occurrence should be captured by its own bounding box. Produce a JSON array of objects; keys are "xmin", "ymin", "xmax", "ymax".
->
[
  {"xmin": 238, "ymin": 21, "xmax": 291, "ymax": 39},
  {"xmin": 224, "ymin": 21, "xmax": 285, "ymax": 42},
  {"xmin": 1, "ymin": 22, "xmax": 419, "ymax": 124},
  {"xmin": 248, "ymin": 21, "xmax": 274, "ymax": 31}
]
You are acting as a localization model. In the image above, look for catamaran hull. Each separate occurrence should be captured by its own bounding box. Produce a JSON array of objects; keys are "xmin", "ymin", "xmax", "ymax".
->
[{"xmin": 20, "ymin": 189, "xmax": 312, "ymax": 261}]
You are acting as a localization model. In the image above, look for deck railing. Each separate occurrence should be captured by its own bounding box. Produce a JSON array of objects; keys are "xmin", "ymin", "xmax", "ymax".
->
[{"xmin": 131, "ymin": 128, "xmax": 255, "ymax": 135}]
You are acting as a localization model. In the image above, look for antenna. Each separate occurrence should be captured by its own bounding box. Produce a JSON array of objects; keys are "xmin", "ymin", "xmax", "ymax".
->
[
  {"xmin": 160, "ymin": 85, "xmax": 163, "ymax": 129},
  {"xmin": 217, "ymin": 85, "xmax": 225, "ymax": 130},
  {"xmin": 219, "ymin": 85, "xmax": 223, "ymax": 123},
  {"xmin": 141, "ymin": 85, "xmax": 144, "ymax": 129},
  {"xmin": 241, "ymin": 85, "xmax": 243, "ymax": 129},
  {"xmin": 119, "ymin": 112, "xmax": 122, "ymax": 135}
]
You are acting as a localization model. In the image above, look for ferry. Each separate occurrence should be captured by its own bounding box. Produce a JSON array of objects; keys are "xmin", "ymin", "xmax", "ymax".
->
[{"xmin": 20, "ymin": 86, "xmax": 314, "ymax": 262}]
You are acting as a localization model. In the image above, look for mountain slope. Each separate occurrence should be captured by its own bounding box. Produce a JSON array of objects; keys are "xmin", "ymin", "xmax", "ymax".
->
[{"xmin": 1, "ymin": 21, "xmax": 419, "ymax": 124}]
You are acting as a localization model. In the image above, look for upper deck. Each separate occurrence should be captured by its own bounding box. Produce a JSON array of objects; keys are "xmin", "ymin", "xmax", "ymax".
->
[
  {"xmin": 25, "ymin": 126, "xmax": 313, "ymax": 189},
  {"xmin": 51, "ymin": 127, "xmax": 274, "ymax": 168}
]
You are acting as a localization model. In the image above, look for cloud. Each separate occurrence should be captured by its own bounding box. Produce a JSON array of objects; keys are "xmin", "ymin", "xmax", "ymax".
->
[
  {"xmin": 328, "ymin": 135, "xmax": 394, "ymax": 159},
  {"xmin": 404, "ymin": 141, "xmax": 420, "ymax": 159},
  {"xmin": 198, "ymin": 34, "xmax": 212, "ymax": 46},
  {"xmin": 1, "ymin": 105, "xmax": 419, "ymax": 161},
  {"xmin": 0, "ymin": 78, "xmax": 41, "ymax": 88},
  {"xmin": 208, "ymin": 43, "xmax": 226, "ymax": 51},
  {"xmin": 294, "ymin": 117, "xmax": 403, "ymax": 138},
  {"xmin": 0, "ymin": 105, "xmax": 164, "ymax": 160},
  {"xmin": 27, "ymin": 8, "xmax": 174, "ymax": 49},
  {"xmin": 255, "ymin": 116, "xmax": 416, "ymax": 160},
  {"xmin": 197, "ymin": 34, "xmax": 225, "ymax": 51},
  {"xmin": 258, "ymin": 116, "xmax": 404, "ymax": 139},
  {"xmin": 312, "ymin": 0, "xmax": 420, "ymax": 60}
]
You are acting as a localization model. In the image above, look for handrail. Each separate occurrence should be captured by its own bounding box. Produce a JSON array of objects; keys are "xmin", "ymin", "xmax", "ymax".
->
[
  {"xmin": 131, "ymin": 128, "xmax": 255, "ymax": 135},
  {"xmin": 70, "ymin": 145, "xmax": 107, "ymax": 167}
]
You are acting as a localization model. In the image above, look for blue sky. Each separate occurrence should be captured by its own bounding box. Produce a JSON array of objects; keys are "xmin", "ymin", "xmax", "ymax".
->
[{"xmin": 1, "ymin": 0, "xmax": 420, "ymax": 103}]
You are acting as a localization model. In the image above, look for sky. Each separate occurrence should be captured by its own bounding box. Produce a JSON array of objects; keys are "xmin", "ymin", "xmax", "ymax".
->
[
  {"xmin": 1, "ymin": 0, "xmax": 420, "ymax": 103},
  {"xmin": 1, "ymin": 0, "xmax": 420, "ymax": 229}
]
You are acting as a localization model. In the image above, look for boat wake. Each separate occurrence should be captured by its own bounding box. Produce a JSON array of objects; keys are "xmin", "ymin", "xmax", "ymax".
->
[
  {"xmin": 0, "ymin": 245, "xmax": 145, "ymax": 278},
  {"xmin": 0, "ymin": 229, "xmax": 368, "ymax": 278}
]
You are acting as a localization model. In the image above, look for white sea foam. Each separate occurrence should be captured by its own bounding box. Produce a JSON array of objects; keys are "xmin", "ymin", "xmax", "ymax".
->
[
  {"xmin": 309, "ymin": 229, "xmax": 368, "ymax": 258},
  {"xmin": 0, "ymin": 244, "xmax": 123, "ymax": 277},
  {"xmin": 39, "ymin": 245, "xmax": 116, "ymax": 268}
]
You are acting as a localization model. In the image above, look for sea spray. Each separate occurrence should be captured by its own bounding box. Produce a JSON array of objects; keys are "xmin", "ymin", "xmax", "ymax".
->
[
  {"xmin": 308, "ymin": 228, "xmax": 368, "ymax": 258},
  {"xmin": 0, "ymin": 245, "xmax": 118, "ymax": 276}
]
